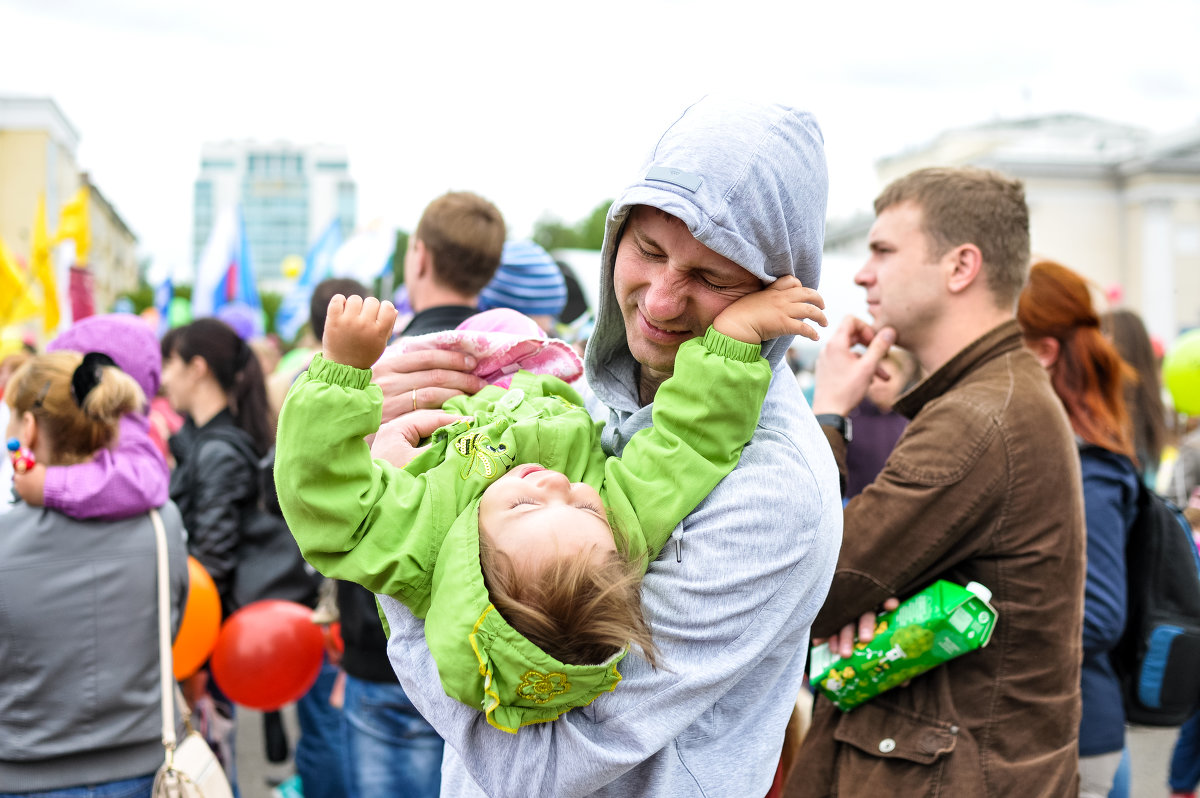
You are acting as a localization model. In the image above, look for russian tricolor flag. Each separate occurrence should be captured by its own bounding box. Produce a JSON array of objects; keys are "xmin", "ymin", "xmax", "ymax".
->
[{"xmin": 192, "ymin": 204, "xmax": 263, "ymax": 336}]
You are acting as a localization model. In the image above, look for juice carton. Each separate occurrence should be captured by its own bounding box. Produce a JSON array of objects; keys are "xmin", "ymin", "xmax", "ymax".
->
[{"xmin": 810, "ymin": 580, "xmax": 997, "ymax": 711}]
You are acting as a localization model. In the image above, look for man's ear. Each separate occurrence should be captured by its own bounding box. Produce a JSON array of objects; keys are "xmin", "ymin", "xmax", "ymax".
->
[
  {"xmin": 409, "ymin": 239, "xmax": 430, "ymax": 280},
  {"xmin": 946, "ymin": 243, "xmax": 984, "ymax": 295}
]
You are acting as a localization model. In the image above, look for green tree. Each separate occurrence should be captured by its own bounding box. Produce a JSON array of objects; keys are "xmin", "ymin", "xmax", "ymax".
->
[{"xmin": 532, "ymin": 200, "xmax": 612, "ymax": 252}]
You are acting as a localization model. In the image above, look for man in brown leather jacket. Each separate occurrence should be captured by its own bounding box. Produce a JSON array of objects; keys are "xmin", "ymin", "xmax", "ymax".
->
[{"xmin": 789, "ymin": 167, "xmax": 1085, "ymax": 796}]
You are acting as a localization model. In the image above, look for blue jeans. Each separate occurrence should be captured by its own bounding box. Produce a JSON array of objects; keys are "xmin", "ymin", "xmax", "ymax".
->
[
  {"xmin": 0, "ymin": 774, "xmax": 154, "ymax": 798},
  {"xmin": 1107, "ymin": 745, "xmax": 1130, "ymax": 798},
  {"xmin": 341, "ymin": 675, "xmax": 443, "ymax": 798},
  {"xmin": 1171, "ymin": 710, "xmax": 1200, "ymax": 792},
  {"xmin": 295, "ymin": 659, "xmax": 348, "ymax": 798}
]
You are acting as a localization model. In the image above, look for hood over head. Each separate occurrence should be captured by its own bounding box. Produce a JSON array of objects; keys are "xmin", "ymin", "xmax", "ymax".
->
[
  {"xmin": 585, "ymin": 96, "xmax": 827, "ymax": 411},
  {"xmin": 47, "ymin": 314, "xmax": 161, "ymax": 408}
]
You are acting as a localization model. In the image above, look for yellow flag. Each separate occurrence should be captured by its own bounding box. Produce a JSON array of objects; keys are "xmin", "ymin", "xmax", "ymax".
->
[
  {"xmin": 0, "ymin": 235, "xmax": 41, "ymax": 326},
  {"xmin": 56, "ymin": 187, "xmax": 91, "ymax": 261},
  {"xmin": 33, "ymin": 195, "xmax": 60, "ymax": 333}
]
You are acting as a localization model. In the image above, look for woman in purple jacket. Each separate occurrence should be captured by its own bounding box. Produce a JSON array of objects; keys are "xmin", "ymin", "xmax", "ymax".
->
[
  {"xmin": 9, "ymin": 314, "xmax": 169, "ymax": 518},
  {"xmin": 1018, "ymin": 260, "xmax": 1141, "ymax": 798}
]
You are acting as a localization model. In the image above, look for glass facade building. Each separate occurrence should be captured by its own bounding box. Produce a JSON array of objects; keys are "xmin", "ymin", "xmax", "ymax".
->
[{"xmin": 193, "ymin": 142, "xmax": 355, "ymax": 291}]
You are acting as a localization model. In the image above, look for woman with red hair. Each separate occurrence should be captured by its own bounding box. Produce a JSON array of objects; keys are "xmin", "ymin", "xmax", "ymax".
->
[{"xmin": 1018, "ymin": 260, "xmax": 1140, "ymax": 798}]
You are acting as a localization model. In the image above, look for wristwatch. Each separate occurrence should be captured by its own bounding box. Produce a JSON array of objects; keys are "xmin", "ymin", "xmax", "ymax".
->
[{"xmin": 815, "ymin": 413, "xmax": 853, "ymax": 442}]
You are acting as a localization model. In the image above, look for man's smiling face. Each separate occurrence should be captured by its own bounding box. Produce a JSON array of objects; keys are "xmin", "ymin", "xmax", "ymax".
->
[{"xmin": 613, "ymin": 206, "xmax": 760, "ymax": 391}]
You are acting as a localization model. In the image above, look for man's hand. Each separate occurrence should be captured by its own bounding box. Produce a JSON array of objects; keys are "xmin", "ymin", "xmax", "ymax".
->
[
  {"xmin": 322, "ymin": 295, "xmax": 399, "ymax": 370},
  {"xmin": 811, "ymin": 315, "xmax": 896, "ymax": 416},
  {"xmin": 819, "ymin": 597, "xmax": 900, "ymax": 659},
  {"xmin": 12, "ymin": 463, "xmax": 46, "ymax": 506},
  {"xmin": 373, "ymin": 348, "xmax": 488, "ymax": 424},
  {"xmin": 712, "ymin": 276, "xmax": 827, "ymax": 345},
  {"xmin": 371, "ymin": 409, "xmax": 468, "ymax": 467}
]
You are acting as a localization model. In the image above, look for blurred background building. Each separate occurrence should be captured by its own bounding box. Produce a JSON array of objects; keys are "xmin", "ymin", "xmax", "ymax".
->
[
  {"xmin": 192, "ymin": 141, "xmax": 356, "ymax": 294},
  {"xmin": 0, "ymin": 95, "xmax": 138, "ymax": 319},
  {"xmin": 824, "ymin": 113, "xmax": 1200, "ymax": 345}
]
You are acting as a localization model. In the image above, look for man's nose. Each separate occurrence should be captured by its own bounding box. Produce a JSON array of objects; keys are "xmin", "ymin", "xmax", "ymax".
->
[
  {"xmin": 854, "ymin": 262, "xmax": 873, "ymax": 288},
  {"xmin": 643, "ymin": 270, "xmax": 687, "ymax": 321}
]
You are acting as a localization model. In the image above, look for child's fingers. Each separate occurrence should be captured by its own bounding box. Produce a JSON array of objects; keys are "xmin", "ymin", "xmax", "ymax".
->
[
  {"xmin": 796, "ymin": 302, "xmax": 828, "ymax": 328},
  {"xmin": 790, "ymin": 321, "xmax": 820, "ymax": 342},
  {"xmin": 378, "ymin": 300, "xmax": 399, "ymax": 331},
  {"xmin": 326, "ymin": 294, "xmax": 347, "ymax": 324},
  {"xmin": 344, "ymin": 294, "xmax": 365, "ymax": 317}
]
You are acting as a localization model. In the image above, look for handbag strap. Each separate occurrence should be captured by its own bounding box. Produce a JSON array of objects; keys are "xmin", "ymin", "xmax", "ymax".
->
[{"xmin": 151, "ymin": 507, "xmax": 178, "ymax": 751}]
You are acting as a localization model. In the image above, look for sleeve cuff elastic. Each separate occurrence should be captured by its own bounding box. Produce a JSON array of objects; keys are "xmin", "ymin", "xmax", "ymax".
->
[
  {"xmin": 701, "ymin": 326, "xmax": 763, "ymax": 363},
  {"xmin": 308, "ymin": 354, "xmax": 375, "ymax": 390}
]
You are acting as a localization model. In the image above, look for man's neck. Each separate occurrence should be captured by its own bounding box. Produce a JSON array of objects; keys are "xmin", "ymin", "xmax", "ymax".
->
[
  {"xmin": 409, "ymin": 280, "xmax": 477, "ymax": 314},
  {"xmin": 914, "ymin": 303, "xmax": 1014, "ymax": 376},
  {"xmin": 636, "ymin": 365, "xmax": 670, "ymax": 407}
]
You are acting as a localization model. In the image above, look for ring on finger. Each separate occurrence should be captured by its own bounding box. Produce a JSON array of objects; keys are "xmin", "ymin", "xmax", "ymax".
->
[{"xmin": 411, "ymin": 387, "xmax": 418, "ymax": 412}]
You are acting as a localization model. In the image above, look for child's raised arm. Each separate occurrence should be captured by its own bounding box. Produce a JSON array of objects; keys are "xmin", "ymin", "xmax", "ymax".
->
[
  {"xmin": 713, "ymin": 275, "xmax": 827, "ymax": 345},
  {"xmin": 322, "ymin": 294, "xmax": 399, "ymax": 370}
]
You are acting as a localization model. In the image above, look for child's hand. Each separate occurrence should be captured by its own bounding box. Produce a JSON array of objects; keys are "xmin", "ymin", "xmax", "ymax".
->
[
  {"xmin": 323, "ymin": 295, "xmax": 399, "ymax": 370},
  {"xmin": 712, "ymin": 276, "xmax": 827, "ymax": 345},
  {"xmin": 12, "ymin": 463, "xmax": 46, "ymax": 506}
]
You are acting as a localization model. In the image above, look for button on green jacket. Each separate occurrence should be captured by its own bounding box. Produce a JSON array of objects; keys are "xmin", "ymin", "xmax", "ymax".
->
[{"xmin": 276, "ymin": 327, "xmax": 769, "ymax": 732}]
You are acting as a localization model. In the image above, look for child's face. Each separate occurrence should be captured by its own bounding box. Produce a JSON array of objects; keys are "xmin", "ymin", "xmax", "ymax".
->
[{"xmin": 478, "ymin": 464, "xmax": 617, "ymax": 571}]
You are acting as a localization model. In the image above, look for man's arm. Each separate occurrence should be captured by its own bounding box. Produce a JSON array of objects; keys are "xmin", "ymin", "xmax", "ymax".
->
[
  {"xmin": 25, "ymin": 414, "xmax": 169, "ymax": 520},
  {"xmin": 811, "ymin": 396, "xmax": 1004, "ymax": 639},
  {"xmin": 380, "ymin": 387, "xmax": 843, "ymax": 796}
]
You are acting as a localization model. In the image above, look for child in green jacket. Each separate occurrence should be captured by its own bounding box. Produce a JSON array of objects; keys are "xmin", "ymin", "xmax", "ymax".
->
[{"xmin": 277, "ymin": 279, "xmax": 823, "ymax": 732}]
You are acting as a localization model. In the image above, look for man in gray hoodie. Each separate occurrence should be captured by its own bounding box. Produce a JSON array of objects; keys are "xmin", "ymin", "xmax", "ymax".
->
[{"xmin": 372, "ymin": 96, "xmax": 844, "ymax": 797}]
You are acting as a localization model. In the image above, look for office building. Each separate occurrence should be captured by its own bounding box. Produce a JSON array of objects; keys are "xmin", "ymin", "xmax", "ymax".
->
[{"xmin": 193, "ymin": 141, "xmax": 356, "ymax": 293}]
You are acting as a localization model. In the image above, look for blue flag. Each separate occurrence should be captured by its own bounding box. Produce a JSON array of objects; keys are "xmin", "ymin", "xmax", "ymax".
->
[{"xmin": 276, "ymin": 219, "xmax": 343, "ymax": 342}]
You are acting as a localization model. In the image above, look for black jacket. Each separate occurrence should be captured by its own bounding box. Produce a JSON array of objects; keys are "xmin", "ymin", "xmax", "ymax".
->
[{"xmin": 169, "ymin": 409, "xmax": 259, "ymax": 616}]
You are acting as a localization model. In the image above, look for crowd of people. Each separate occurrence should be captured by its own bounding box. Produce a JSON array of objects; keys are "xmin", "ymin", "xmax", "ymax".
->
[{"xmin": 4, "ymin": 95, "xmax": 1200, "ymax": 798}]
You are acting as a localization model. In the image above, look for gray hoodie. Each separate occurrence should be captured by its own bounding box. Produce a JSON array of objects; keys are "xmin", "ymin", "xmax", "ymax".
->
[{"xmin": 381, "ymin": 96, "xmax": 843, "ymax": 797}]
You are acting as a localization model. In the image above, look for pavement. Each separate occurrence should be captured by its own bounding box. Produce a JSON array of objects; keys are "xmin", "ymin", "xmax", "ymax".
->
[{"xmin": 231, "ymin": 706, "xmax": 1185, "ymax": 798}]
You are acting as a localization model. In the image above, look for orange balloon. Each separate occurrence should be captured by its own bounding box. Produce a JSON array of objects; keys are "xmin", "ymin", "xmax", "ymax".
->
[{"xmin": 173, "ymin": 557, "xmax": 222, "ymax": 680}]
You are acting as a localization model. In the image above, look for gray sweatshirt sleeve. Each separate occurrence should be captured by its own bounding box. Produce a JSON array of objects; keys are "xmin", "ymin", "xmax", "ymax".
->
[{"xmin": 379, "ymin": 376, "xmax": 844, "ymax": 797}]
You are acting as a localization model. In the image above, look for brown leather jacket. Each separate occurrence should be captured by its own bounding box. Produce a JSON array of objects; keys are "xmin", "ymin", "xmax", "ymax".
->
[{"xmin": 789, "ymin": 321, "xmax": 1086, "ymax": 797}]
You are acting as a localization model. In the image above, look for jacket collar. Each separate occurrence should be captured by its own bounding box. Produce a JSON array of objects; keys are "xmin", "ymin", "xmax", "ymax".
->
[{"xmin": 894, "ymin": 320, "xmax": 1024, "ymax": 420}]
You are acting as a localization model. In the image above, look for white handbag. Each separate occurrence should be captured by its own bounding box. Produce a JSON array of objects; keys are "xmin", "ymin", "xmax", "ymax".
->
[{"xmin": 149, "ymin": 508, "xmax": 235, "ymax": 798}]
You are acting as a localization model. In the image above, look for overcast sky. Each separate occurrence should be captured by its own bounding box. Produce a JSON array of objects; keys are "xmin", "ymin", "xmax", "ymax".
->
[{"xmin": 3, "ymin": 0, "xmax": 1198, "ymax": 290}]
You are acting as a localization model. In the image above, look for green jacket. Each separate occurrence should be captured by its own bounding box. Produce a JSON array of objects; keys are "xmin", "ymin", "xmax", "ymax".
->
[{"xmin": 277, "ymin": 327, "xmax": 770, "ymax": 732}]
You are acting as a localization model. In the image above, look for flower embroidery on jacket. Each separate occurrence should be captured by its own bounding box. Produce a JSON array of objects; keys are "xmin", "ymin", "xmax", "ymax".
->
[
  {"xmin": 454, "ymin": 432, "xmax": 513, "ymax": 480},
  {"xmin": 517, "ymin": 670, "xmax": 571, "ymax": 704}
]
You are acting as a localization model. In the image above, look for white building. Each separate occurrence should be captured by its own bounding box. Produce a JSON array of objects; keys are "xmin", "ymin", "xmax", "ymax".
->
[{"xmin": 825, "ymin": 114, "xmax": 1200, "ymax": 343}]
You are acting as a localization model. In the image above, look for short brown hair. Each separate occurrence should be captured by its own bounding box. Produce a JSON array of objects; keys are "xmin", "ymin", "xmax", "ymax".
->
[
  {"xmin": 875, "ymin": 167, "xmax": 1030, "ymax": 307},
  {"xmin": 478, "ymin": 534, "xmax": 658, "ymax": 668},
  {"xmin": 5, "ymin": 351, "xmax": 143, "ymax": 464},
  {"xmin": 415, "ymin": 191, "xmax": 506, "ymax": 297}
]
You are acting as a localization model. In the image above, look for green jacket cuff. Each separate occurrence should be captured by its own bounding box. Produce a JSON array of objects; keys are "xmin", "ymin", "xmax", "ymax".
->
[
  {"xmin": 309, "ymin": 354, "xmax": 375, "ymax": 390},
  {"xmin": 701, "ymin": 326, "xmax": 763, "ymax": 363}
]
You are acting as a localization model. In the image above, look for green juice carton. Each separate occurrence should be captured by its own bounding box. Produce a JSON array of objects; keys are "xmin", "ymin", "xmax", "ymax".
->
[{"xmin": 810, "ymin": 580, "xmax": 997, "ymax": 711}]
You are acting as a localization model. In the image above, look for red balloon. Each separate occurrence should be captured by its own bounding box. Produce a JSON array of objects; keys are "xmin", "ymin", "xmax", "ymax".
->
[{"xmin": 210, "ymin": 599, "xmax": 324, "ymax": 711}]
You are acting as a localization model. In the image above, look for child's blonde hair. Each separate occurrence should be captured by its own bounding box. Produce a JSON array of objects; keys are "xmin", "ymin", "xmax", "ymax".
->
[
  {"xmin": 5, "ymin": 351, "xmax": 144, "ymax": 464},
  {"xmin": 478, "ymin": 533, "xmax": 659, "ymax": 668}
]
